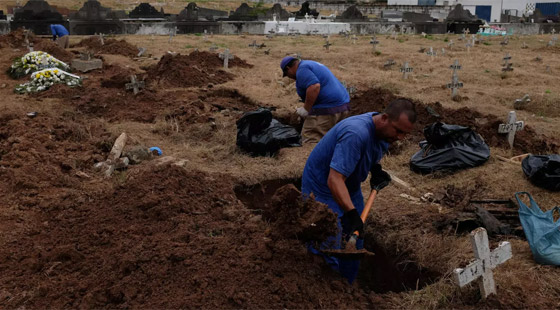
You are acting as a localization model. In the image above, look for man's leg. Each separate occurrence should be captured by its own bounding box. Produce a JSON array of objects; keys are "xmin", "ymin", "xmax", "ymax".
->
[
  {"xmin": 57, "ymin": 35, "xmax": 69, "ymax": 49},
  {"xmin": 302, "ymin": 112, "xmax": 347, "ymax": 144}
]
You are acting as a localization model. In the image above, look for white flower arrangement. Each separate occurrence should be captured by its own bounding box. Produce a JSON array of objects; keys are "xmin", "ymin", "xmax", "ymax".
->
[
  {"xmin": 8, "ymin": 51, "xmax": 70, "ymax": 79},
  {"xmin": 15, "ymin": 68, "xmax": 82, "ymax": 94}
]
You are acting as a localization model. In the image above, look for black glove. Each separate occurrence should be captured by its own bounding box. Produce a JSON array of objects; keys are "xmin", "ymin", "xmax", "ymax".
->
[
  {"xmin": 52, "ymin": 35, "xmax": 57, "ymax": 41},
  {"xmin": 370, "ymin": 163, "xmax": 391, "ymax": 191},
  {"xmin": 340, "ymin": 209, "xmax": 364, "ymax": 238}
]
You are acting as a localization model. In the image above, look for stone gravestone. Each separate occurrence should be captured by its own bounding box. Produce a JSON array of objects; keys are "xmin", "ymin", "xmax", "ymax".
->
[
  {"xmin": 400, "ymin": 62, "xmax": 413, "ymax": 79},
  {"xmin": 446, "ymin": 4, "xmax": 483, "ymax": 34},
  {"xmin": 498, "ymin": 111, "xmax": 524, "ymax": 148},
  {"xmin": 219, "ymin": 48, "xmax": 234, "ymax": 69},
  {"xmin": 11, "ymin": 0, "xmax": 66, "ymax": 35},
  {"xmin": 513, "ymin": 94, "xmax": 531, "ymax": 110},
  {"xmin": 502, "ymin": 53, "xmax": 513, "ymax": 72},
  {"xmin": 370, "ymin": 36, "xmax": 379, "ymax": 52},
  {"xmin": 447, "ymin": 60, "xmax": 463, "ymax": 99},
  {"xmin": 453, "ymin": 228, "xmax": 512, "ymax": 299},
  {"xmin": 72, "ymin": 51, "xmax": 103, "ymax": 73},
  {"xmin": 125, "ymin": 75, "xmax": 145, "ymax": 95}
]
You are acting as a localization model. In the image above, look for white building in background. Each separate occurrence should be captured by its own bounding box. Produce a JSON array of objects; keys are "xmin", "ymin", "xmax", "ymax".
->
[{"xmin": 387, "ymin": 0, "xmax": 560, "ymax": 22}]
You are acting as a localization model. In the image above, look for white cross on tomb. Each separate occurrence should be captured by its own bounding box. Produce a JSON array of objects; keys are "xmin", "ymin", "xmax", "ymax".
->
[
  {"xmin": 498, "ymin": 111, "xmax": 524, "ymax": 148},
  {"xmin": 219, "ymin": 49, "xmax": 234, "ymax": 69},
  {"xmin": 453, "ymin": 228, "xmax": 512, "ymax": 299}
]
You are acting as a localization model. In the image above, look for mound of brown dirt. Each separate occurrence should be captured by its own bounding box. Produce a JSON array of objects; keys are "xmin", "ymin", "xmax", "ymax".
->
[
  {"xmin": 0, "ymin": 113, "xmax": 111, "ymax": 210},
  {"xmin": 268, "ymin": 184, "xmax": 338, "ymax": 242},
  {"xmin": 0, "ymin": 28, "xmax": 37, "ymax": 48},
  {"xmin": 351, "ymin": 87, "xmax": 559, "ymax": 155},
  {"xmin": 146, "ymin": 51, "xmax": 253, "ymax": 88},
  {"xmin": 73, "ymin": 37, "xmax": 139, "ymax": 57},
  {"xmin": 33, "ymin": 39, "xmax": 75, "ymax": 63},
  {"xmin": 0, "ymin": 162, "xmax": 374, "ymax": 308}
]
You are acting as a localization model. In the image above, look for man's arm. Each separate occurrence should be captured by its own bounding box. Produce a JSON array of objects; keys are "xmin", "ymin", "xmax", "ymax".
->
[
  {"xmin": 303, "ymin": 83, "xmax": 320, "ymax": 112},
  {"xmin": 327, "ymin": 168, "xmax": 355, "ymax": 212}
]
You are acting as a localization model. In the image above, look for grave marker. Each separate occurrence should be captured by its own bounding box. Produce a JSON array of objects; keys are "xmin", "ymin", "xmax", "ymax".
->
[
  {"xmin": 209, "ymin": 44, "xmax": 218, "ymax": 52},
  {"xmin": 351, "ymin": 34, "xmax": 358, "ymax": 45},
  {"xmin": 513, "ymin": 94, "xmax": 531, "ymax": 110},
  {"xmin": 27, "ymin": 42, "xmax": 33, "ymax": 52},
  {"xmin": 465, "ymin": 40, "xmax": 473, "ymax": 52},
  {"xmin": 323, "ymin": 39, "xmax": 332, "ymax": 52},
  {"xmin": 219, "ymin": 48, "xmax": 234, "ymax": 69},
  {"xmin": 448, "ymin": 39, "xmax": 454, "ymax": 48},
  {"xmin": 426, "ymin": 46, "xmax": 436, "ymax": 59},
  {"xmin": 370, "ymin": 36, "xmax": 379, "ymax": 52},
  {"xmin": 500, "ymin": 36, "xmax": 509, "ymax": 46},
  {"xmin": 249, "ymin": 40, "xmax": 258, "ymax": 52},
  {"xmin": 383, "ymin": 58, "xmax": 396, "ymax": 69},
  {"xmin": 502, "ymin": 53, "xmax": 513, "ymax": 72},
  {"xmin": 203, "ymin": 29, "xmax": 208, "ymax": 42},
  {"xmin": 521, "ymin": 42, "xmax": 528, "ymax": 49},
  {"xmin": 137, "ymin": 47, "xmax": 146, "ymax": 57},
  {"xmin": 391, "ymin": 30, "xmax": 397, "ymax": 40},
  {"xmin": 548, "ymin": 35, "xmax": 558, "ymax": 47},
  {"xmin": 168, "ymin": 27, "xmax": 177, "ymax": 43},
  {"xmin": 125, "ymin": 75, "xmax": 145, "ymax": 95},
  {"xmin": 498, "ymin": 111, "xmax": 524, "ymax": 148},
  {"xmin": 453, "ymin": 228, "xmax": 512, "ymax": 299},
  {"xmin": 552, "ymin": 28, "xmax": 556, "ymax": 35},
  {"xmin": 99, "ymin": 33, "xmax": 104, "ymax": 46},
  {"xmin": 441, "ymin": 47, "xmax": 446, "ymax": 55},
  {"xmin": 447, "ymin": 60, "xmax": 463, "ymax": 99},
  {"xmin": 546, "ymin": 65, "xmax": 551, "ymax": 73},
  {"xmin": 400, "ymin": 62, "xmax": 413, "ymax": 79}
]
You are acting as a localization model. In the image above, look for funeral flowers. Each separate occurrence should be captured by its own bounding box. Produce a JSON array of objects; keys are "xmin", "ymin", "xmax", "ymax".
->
[
  {"xmin": 8, "ymin": 51, "xmax": 70, "ymax": 79},
  {"xmin": 15, "ymin": 68, "xmax": 81, "ymax": 94}
]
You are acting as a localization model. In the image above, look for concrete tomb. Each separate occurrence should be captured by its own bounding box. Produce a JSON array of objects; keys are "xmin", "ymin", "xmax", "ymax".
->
[
  {"xmin": 69, "ymin": 0, "xmax": 124, "ymax": 35},
  {"xmin": 12, "ymin": 0, "xmax": 67, "ymax": 35},
  {"xmin": 129, "ymin": 3, "xmax": 165, "ymax": 19},
  {"xmin": 446, "ymin": 4, "xmax": 483, "ymax": 35}
]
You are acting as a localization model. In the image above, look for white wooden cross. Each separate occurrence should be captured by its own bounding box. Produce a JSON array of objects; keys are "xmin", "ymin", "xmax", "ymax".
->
[
  {"xmin": 521, "ymin": 41, "xmax": 528, "ymax": 49},
  {"xmin": 27, "ymin": 42, "xmax": 34, "ymax": 52},
  {"xmin": 137, "ymin": 47, "xmax": 146, "ymax": 57},
  {"xmin": 209, "ymin": 43, "xmax": 218, "ymax": 52},
  {"xmin": 552, "ymin": 28, "xmax": 557, "ymax": 35},
  {"xmin": 400, "ymin": 62, "xmax": 413, "ymax": 79},
  {"xmin": 99, "ymin": 33, "xmax": 104, "ymax": 46},
  {"xmin": 426, "ymin": 46, "xmax": 436, "ymax": 59},
  {"xmin": 448, "ymin": 60, "xmax": 463, "ymax": 98},
  {"xmin": 203, "ymin": 29, "xmax": 208, "ymax": 42},
  {"xmin": 500, "ymin": 36, "xmax": 509, "ymax": 46},
  {"xmin": 391, "ymin": 30, "xmax": 397, "ymax": 40},
  {"xmin": 441, "ymin": 47, "xmax": 446, "ymax": 55},
  {"xmin": 125, "ymin": 75, "xmax": 145, "ymax": 95},
  {"xmin": 370, "ymin": 36, "xmax": 379, "ymax": 52},
  {"xmin": 448, "ymin": 39, "xmax": 454, "ymax": 48},
  {"xmin": 454, "ymin": 228, "xmax": 512, "ymax": 299},
  {"xmin": 498, "ymin": 111, "xmax": 524, "ymax": 148},
  {"xmin": 351, "ymin": 34, "xmax": 358, "ymax": 45},
  {"xmin": 168, "ymin": 27, "xmax": 177, "ymax": 43},
  {"xmin": 383, "ymin": 58, "xmax": 396, "ymax": 69},
  {"xmin": 219, "ymin": 48, "xmax": 234, "ymax": 69}
]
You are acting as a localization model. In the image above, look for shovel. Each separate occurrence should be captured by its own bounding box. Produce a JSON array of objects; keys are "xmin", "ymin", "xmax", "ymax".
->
[{"xmin": 321, "ymin": 189, "xmax": 378, "ymax": 259}]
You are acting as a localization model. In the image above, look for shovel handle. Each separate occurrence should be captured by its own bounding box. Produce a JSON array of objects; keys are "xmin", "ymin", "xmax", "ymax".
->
[{"xmin": 352, "ymin": 189, "xmax": 378, "ymax": 238}]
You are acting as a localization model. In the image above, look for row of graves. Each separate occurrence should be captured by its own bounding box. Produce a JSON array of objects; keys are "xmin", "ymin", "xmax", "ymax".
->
[{"xmin": 7, "ymin": 0, "xmax": 559, "ymax": 37}]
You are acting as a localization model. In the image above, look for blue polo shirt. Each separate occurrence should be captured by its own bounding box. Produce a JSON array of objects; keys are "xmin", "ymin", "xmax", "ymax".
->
[
  {"xmin": 50, "ymin": 24, "xmax": 69, "ymax": 37},
  {"xmin": 296, "ymin": 60, "xmax": 350, "ymax": 110},
  {"xmin": 301, "ymin": 112, "xmax": 389, "ymax": 215}
]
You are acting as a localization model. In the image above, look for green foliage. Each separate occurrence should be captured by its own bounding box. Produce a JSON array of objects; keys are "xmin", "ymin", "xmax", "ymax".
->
[
  {"xmin": 483, "ymin": 41, "xmax": 491, "ymax": 46},
  {"xmin": 375, "ymin": 50, "xmax": 382, "ymax": 56},
  {"xmin": 545, "ymin": 90, "xmax": 551, "ymax": 94},
  {"xmin": 443, "ymin": 37, "xmax": 449, "ymax": 42},
  {"xmin": 185, "ymin": 44, "xmax": 194, "ymax": 48}
]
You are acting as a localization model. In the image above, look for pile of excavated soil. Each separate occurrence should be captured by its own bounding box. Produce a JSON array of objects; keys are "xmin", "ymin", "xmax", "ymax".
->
[
  {"xmin": 0, "ymin": 28, "xmax": 37, "ymax": 48},
  {"xmin": 0, "ymin": 162, "xmax": 375, "ymax": 309},
  {"xmin": 74, "ymin": 37, "xmax": 139, "ymax": 57},
  {"xmin": 146, "ymin": 51, "xmax": 253, "ymax": 88},
  {"xmin": 351, "ymin": 87, "xmax": 559, "ymax": 155},
  {"xmin": 33, "ymin": 40, "xmax": 75, "ymax": 63}
]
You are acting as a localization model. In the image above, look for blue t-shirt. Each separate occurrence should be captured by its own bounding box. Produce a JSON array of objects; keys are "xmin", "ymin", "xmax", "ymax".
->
[
  {"xmin": 301, "ymin": 112, "xmax": 389, "ymax": 214},
  {"xmin": 50, "ymin": 24, "xmax": 69, "ymax": 37},
  {"xmin": 296, "ymin": 60, "xmax": 350, "ymax": 110}
]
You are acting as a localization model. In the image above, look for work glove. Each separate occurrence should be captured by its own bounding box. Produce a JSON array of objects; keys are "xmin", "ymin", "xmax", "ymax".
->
[
  {"xmin": 52, "ymin": 35, "xmax": 57, "ymax": 41},
  {"xmin": 370, "ymin": 163, "xmax": 391, "ymax": 192},
  {"xmin": 296, "ymin": 107, "xmax": 309, "ymax": 117},
  {"xmin": 340, "ymin": 209, "xmax": 364, "ymax": 239}
]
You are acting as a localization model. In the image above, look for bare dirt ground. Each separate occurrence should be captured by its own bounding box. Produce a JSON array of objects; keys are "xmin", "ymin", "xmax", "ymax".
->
[{"xmin": 0, "ymin": 30, "xmax": 559, "ymax": 309}]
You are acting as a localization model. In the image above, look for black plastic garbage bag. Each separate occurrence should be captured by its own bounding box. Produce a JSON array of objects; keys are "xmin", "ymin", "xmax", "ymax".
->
[
  {"xmin": 410, "ymin": 122, "xmax": 490, "ymax": 174},
  {"xmin": 236, "ymin": 108, "xmax": 302, "ymax": 156},
  {"xmin": 522, "ymin": 155, "xmax": 560, "ymax": 191}
]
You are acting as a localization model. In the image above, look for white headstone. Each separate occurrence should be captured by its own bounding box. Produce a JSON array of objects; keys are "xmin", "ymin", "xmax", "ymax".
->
[
  {"xmin": 219, "ymin": 48, "xmax": 234, "ymax": 69},
  {"xmin": 400, "ymin": 62, "xmax": 413, "ymax": 79},
  {"xmin": 498, "ymin": 111, "xmax": 524, "ymax": 148},
  {"xmin": 454, "ymin": 228, "xmax": 512, "ymax": 299}
]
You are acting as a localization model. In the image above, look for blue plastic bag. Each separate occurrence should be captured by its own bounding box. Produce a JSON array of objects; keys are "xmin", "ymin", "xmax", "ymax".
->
[{"xmin": 516, "ymin": 192, "xmax": 560, "ymax": 265}]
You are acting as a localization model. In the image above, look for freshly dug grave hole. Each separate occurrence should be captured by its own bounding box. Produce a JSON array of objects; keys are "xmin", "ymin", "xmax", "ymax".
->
[
  {"xmin": 351, "ymin": 87, "xmax": 559, "ymax": 155},
  {"xmin": 236, "ymin": 179, "xmax": 441, "ymax": 293}
]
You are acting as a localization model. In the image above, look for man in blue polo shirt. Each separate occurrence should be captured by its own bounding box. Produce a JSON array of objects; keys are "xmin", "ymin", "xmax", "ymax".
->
[
  {"xmin": 50, "ymin": 24, "xmax": 70, "ymax": 49},
  {"xmin": 281, "ymin": 56, "xmax": 350, "ymax": 143},
  {"xmin": 302, "ymin": 98, "xmax": 417, "ymax": 284}
]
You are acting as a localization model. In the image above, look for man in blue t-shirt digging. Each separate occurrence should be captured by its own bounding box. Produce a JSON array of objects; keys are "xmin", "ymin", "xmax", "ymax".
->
[
  {"xmin": 302, "ymin": 98, "xmax": 417, "ymax": 284},
  {"xmin": 50, "ymin": 24, "xmax": 70, "ymax": 49},
  {"xmin": 281, "ymin": 56, "xmax": 350, "ymax": 143}
]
